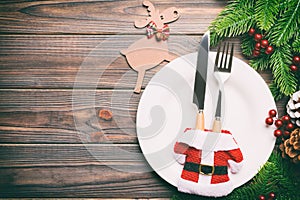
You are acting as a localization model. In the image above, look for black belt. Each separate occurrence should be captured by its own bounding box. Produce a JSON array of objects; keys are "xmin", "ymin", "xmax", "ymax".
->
[{"xmin": 184, "ymin": 162, "xmax": 227, "ymax": 176}]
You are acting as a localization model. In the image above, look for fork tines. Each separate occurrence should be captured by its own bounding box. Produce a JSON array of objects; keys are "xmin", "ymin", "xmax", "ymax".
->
[{"xmin": 214, "ymin": 42, "xmax": 234, "ymax": 72}]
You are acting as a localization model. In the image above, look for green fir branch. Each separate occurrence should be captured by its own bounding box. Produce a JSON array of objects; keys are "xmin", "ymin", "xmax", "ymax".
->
[
  {"xmin": 249, "ymin": 54, "xmax": 271, "ymax": 71},
  {"xmin": 209, "ymin": 0, "xmax": 255, "ymax": 46},
  {"xmin": 268, "ymin": 0, "xmax": 300, "ymax": 47},
  {"xmin": 293, "ymin": 38, "xmax": 300, "ymax": 53},
  {"xmin": 269, "ymin": 82, "xmax": 285, "ymax": 101},
  {"xmin": 241, "ymin": 35, "xmax": 256, "ymax": 57},
  {"xmin": 255, "ymin": 0, "xmax": 279, "ymax": 31},
  {"xmin": 270, "ymin": 45, "xmax": 297, "ymax": 96}
]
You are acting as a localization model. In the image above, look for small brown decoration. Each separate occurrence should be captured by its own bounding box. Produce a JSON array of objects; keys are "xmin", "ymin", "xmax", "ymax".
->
[
  {"xmin": 121, "ymin": 1, "xmax": 180, "ymax": 93},
  {"xmin": 279, "ymin": 128, "xmax": 300, "ymax": 164},
  {"xmin": 99, "ymin": 109, "xmax": 113, "ymax": 121}
]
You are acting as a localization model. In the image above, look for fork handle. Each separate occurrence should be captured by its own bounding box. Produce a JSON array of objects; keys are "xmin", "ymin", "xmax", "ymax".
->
[
  {"xmin": 212, "ymin": 117, "xmax": 221, "ymax": 133},
  {"xmin": 195, "ymin": 110, "xmax": 205, "ymax": 130}
]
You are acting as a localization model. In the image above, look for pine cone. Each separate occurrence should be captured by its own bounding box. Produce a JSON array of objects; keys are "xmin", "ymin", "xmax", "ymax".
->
[
  {"xmin": 279, "ymin": 128, "xmax": 300, "ymax": 164},
  {"xmin": 286, "ymin": 90, "xmax": 300, "ymax": 127}
]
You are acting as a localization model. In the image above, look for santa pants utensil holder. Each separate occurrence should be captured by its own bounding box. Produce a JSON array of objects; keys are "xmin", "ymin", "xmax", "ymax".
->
[{"xmin": 173, "ymin": 129, "xmax": 244, "ymax": 197}]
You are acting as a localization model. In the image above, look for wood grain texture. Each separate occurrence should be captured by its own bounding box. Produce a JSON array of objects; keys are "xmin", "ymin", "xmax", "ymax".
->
[
  {"xmin": 0, "ymin": 144, "xmax": 176, "ymax": 197},
  {"xmin": 0, "ymin": 35, "xmax": 272, "ymax": 89},
  {"xmin": 0, "ymin": 165, "xmax": 175, "ymax": 197},
  {"xmin": 0, "ymin": 89, "xmax": 139, "ymax": 144},
  {"xmin": 0, "ymin": 0, "xmax": 225, "ymax": 34}
]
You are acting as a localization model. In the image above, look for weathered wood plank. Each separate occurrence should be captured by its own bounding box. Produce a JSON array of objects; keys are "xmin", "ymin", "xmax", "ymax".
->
[
  {"xmin": 0, "ymin": 144, "xmax": 176, "ymax": 197},
  {"xmin": 0, "ymin": 165, "xmax": 175, "ymax": 197},
  {"xmin": 0, "ymin": 0, "xmax": 225, "ymax": 34},
  {"xmin": 0, "ymin": 89, "xmax": 139, "ymax": 144},
  {"xmin": 0, "ymin": 144, "xmax": 146, "ymax": 167},
  {"xmin": 0, "ymin": 35, "xmax": 269, "ymax": 89}
]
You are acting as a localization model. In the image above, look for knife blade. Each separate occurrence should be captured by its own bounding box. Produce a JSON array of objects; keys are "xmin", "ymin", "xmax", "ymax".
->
[
  {"xmin": 212, "ymin": 90, "xmax": 222, "ymax": 132},
  {"xmin": 193, "ymin": 32, "xmax": 209, "ymax": 130}
]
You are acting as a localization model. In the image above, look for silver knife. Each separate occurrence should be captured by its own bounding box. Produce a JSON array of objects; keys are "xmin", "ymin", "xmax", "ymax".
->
[
  {"xmin": 193, "ymin": 32, "xmax": 209, "ymax": 130},
  {"xmin": 212, "ymin": 90, "xmax": 222, "ymax": 132}
]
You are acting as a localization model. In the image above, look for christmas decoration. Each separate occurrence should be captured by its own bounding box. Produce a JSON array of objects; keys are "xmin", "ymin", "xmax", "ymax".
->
[
  {"xmin": 173, "ymin": 129, "xmax": 243, "ymax": 197},
  {"xmin": 120, "ymin": 1, "xmax": 180, "ymax": 93},
  {"xmin": 279, "ymin": 128, "xmax": 300, "ymax": 164},
  {"xmin": 209, "ymin": 0, "xmax": 300, "ymax": 100},
  {"xmin": 172, "ymin": 152, "xmax": 300, "ymax": 200},
  {"xmin": 286, "ymin": 90, "xmax": 300, "ymax": 127}
]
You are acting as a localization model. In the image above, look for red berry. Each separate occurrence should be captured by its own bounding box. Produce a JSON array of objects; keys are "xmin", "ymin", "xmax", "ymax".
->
[
  {"xmin": 284, "ymin": 131, "xmax": 290, "ymax": 137},
  {"xmin": 265, "ymin": 46, "xmax": 274, "ymax": 54},
  {"xmin": 261, "ymin": 40, "xmax": 269, "ymax": 48},
  {"xmin": 265, "ymin": 117, "xmax": 274, "ymax": 125},
  {"xmin": 252, "ymin": 49, "xmax": 260, "ymax": 57},
  {"xmin": 286, "ymin": 123, "xmax": 294, "ymax": 130},
  {"xmin": 248, "ymin": 28, "xmax": 256, "ymax": 36},
  {"xmin": 255, "ymin": 42, "xmax": 261, "ymax": 50},
  {"xmin": 282, "ymin": 115, "xmax": 290, "ymax": 122},
  {"xmin": 290, "ymin": 65, "xmax": 298, "ymax": 72},
  {"xmin": 254, "ymin": 33, "xmax": 262, "ymax": 42},
  {"xmin": 258, "ymin": 195, "xmax": 265, "ymax": 200},
  {"xmin": 275, "ymin": 119, "xmax": 283, "ymax": 128},
  {"xmin": 274, "ymin": 129, "xmax": 282, "ymax": 137},
  {"xmin": 293, "ymin": 55, "xmax": 300, "ymax": 64},
  {"xmin": 268, "ymin": 192, "xmax": 276, "ymax": 199},
  {"xmin": 269, "ymin": 109, "xmax": 277, "ymax": 117}
]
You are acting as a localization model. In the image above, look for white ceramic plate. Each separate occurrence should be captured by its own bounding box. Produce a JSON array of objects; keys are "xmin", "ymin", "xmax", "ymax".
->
[{"xmin": 136, "ymin": 52, "xmax": 276, "ymax": 189}]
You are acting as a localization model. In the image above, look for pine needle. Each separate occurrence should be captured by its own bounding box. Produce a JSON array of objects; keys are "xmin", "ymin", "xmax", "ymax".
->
[{"xmin": 255, "ymin": 0, "xmax": 279, "ymax": 31}]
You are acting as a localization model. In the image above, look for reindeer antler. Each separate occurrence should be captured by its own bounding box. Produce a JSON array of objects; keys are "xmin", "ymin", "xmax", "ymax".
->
[{"xmin": 143, "ymin": 1, "xmax": 155, "ymax": 16}]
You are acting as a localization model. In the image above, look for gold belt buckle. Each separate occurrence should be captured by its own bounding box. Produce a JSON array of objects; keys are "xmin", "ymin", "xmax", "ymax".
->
[{"xmin": 199, "ymin": 164, "xmax": 215, "ymax": 176}]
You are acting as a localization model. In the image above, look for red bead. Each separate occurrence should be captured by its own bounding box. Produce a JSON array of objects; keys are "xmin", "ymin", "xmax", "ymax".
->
[
  {"xmin": 274, "ymin": 129, "xmax": 282, "ymax": 137},
  {"xmin": 255, "ymin": 42, "xmax": 261, "ymax": 50},
  {"xmin": 268, "ymin": 192, "xmax": 276, "ymax": 199},
  {"xmin": 282, "ymin": 115, "xmax": 290, "ymax": 122},
  {"xmin": 265, "ymin": 46, "xmax": 274, "ymax": 54},
  {"xmin": 269, "ymin": 109, "xmax": 277, "ymax": 117},
  {"xmin": 290, "ymin": 65, "xmax": 298, "ymax": 72},
  {"xmin": 248, "ymin": 28, "xmax": 256, "ymax": 36},
  {"xmin": 275, "ymin": 119, "xmax": 283, "ymax": 128},
  {"xmin": 261, "ymin": 40, "xmax": 269, "ymax": 48},
  {"xmin": 286, "ymin": 123, "xmax": 294, "ymax": 130},
  {"xmin": 293, "ymin": 55, "xmax": 300, "ymax": 64},
  {"xmin": 254, "ymin": 33, "xmax": 262, "ymax": 42},
  {"xmin": 252, "ymin": 49, "xmax": 260, "ymax": 57},
  {"xmin": 258, "ymin": 195, "xmax": 265, "ymax": 200},
  {"xmin": 265, "ymin": 117, "xmax": 274, "ymax": 125},
  {"xmin": 284, "ymin": 131, "xmax": 290, "ymax": 137}
]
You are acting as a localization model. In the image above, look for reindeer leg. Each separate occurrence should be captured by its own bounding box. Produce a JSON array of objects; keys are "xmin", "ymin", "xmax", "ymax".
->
[
  {"xmin": 134, "ymin": 69, "xmax": 146, "ymax": 94},
  {"xmin": 165, "ymin": 52, "xmax": 178, "ymax": 62}
]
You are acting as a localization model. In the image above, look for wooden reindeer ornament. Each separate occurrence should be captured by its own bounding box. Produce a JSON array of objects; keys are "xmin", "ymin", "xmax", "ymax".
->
[{"xmin": 121, "ymin": 1, "xmax": 180, "ymax": 93}]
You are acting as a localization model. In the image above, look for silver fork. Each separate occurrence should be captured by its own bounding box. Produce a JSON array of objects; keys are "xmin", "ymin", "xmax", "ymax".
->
[
  {"xmin": 214, "ymin": 42, "xmax": 234, "ymax": 83},
  {"xmin": 212, "ymin": 42, "xmax": 234, "ymax": 132}
]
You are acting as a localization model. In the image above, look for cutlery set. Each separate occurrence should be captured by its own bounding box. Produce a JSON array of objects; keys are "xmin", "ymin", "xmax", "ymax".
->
[{"xmin": 193, "ymin": 32, "xmax": 234, "ymax": 133}]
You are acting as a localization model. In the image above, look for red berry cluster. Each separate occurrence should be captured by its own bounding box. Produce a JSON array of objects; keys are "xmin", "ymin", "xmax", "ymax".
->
[
  {"xmin": 265, "ymin": 109, "xmax": 293, "ymax": 138},
  {"xmin": 290, "ymin": 55, "xmax": 300, "ymax": 72},
  {"xmin": 248, "ymin": 28, "xmax": 274, "ymax": 57},
  {"xmin": 258, "ymin": 192, "xmax": 276, "ymax": 200}
]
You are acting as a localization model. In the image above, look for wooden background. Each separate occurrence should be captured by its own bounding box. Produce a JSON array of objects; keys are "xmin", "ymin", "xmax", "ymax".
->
[{"xmin": 0, "ymin": 0, "xmax": 285, "ymax": 198}]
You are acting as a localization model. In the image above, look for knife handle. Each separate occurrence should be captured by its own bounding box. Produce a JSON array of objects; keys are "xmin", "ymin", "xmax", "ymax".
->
[
  {"xmin": 195, "ymin": 110, "xmax": 205, "ymax": 130},
  {"xmin": 212, "ymin": 117, "xmax": 221, "ymax": 133}
]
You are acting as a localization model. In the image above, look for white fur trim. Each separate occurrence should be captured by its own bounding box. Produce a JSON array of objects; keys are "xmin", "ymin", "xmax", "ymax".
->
[
  {"xmin": 177, "ymin": 130, "xmax": 238, "ymax": 151},
  {"xmin": 228, "ymin": 160, "xmax": 243, "ymax": 174},
  {"xmin": 177, "ymin": 177, "xmax": 234, "ymax": 197},
  {"xmin": 173, "ymin": 153, "xmax": 186, "ymax": 165}
]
